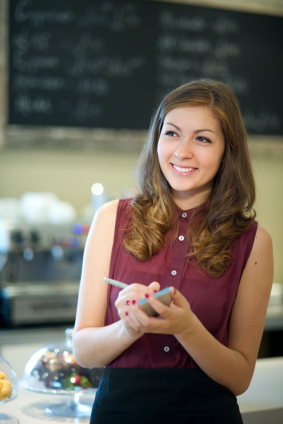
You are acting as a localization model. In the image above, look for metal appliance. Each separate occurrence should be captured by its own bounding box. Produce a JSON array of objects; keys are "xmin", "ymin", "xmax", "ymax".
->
[{"xmin": 0, "ymin": 219, "xmax": 90, "ymax": 326}]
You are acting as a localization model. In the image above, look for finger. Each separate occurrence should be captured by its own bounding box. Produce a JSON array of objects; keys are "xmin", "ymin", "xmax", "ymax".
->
[
  {"xmin": 118, "ymin": 283, "xmax": 158, "ymax": 309},
  {"xmin": 130, "ymin": 298, "xmax": 153, "ymax": 329},
  {"xmin": 170, "ymin": 287, "xmax": 188, "ymax": 308},
  {"xmin": 140, "ymin": 292, "xmax": 171, "ymax": 318},
  {"xmin": 123, "ymin": 310, "xmax": 144, "ymax": 336},
  {"xmin": 127, "ymin": 298, "xmax": 148, "ymax": 331},
  {"xmin": 148, "ymin": 281, "xmax": 160, "ymax": 292},
  {"xmin": 115, "ymin": 284, "xmax": 148, "ymax": 309},
  {"xmin": 124, "ymin": 308, "xmax": 139, "ymax": 330},
  {"xmin": 121, "ymin": 283, "xmax": 151, "ymax": 295}
]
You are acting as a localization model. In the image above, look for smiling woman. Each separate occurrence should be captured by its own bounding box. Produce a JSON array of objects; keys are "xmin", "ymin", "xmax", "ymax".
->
[
  {"xmin": 73, "ymin": 80, "xmax": 273, "ymax": 424},
  {"xmin": 125, "ymin": 81, "xmax": 256, "ymax": 278},
  {"xmin": 157, "ymin": 106, "xmax": 225, "ymax": 209}
]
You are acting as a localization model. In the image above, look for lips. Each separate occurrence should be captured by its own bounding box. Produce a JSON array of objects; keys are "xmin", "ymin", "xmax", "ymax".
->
[{"xmin": 171, "ymin": 164, "xmax": 197, "ymax": 173}]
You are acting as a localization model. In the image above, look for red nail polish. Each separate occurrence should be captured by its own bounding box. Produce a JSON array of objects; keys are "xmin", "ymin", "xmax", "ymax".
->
[
  {"xmin": 145, "ymin": 293, "xmax": 149, "ymax": 298},
  {"xmin": 125, "ymin": 311, "xmax": 128, "ymax": 316},
  {"xmin": 126, "ymin": 300, "xmax": 130, "ymax": 305},
  {"xmin": 132, "ymin": 300, "xmax": 136, "ymax": 305},
  {"xmin": 154, "ymin": 290, "xmax": 158, "ymax": 293}
]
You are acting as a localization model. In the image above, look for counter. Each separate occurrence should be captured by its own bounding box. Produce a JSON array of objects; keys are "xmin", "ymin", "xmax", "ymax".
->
[
  {"xmin": 0, "ymin": 388, "xmax": 94, "ymax": 424},
  {"xmin": 0, "ymin": 357, "xmax": 282, "ymax": 424},
  {"xmin": 0, "ymin": 299, "xmax": 283, "ymax": 424},
  {"xmin": 237, "ymin": 357, "xmax": 283, "ymax": 424}
]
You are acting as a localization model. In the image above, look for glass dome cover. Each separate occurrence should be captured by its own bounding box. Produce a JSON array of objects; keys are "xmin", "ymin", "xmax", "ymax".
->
[
  {"xmin": 20, "ymin": 328, "xmax": 103, "ymax": 395},
  {"xmin": 0, "ymin": 355, "xmax": 18, "ymax": 405}
]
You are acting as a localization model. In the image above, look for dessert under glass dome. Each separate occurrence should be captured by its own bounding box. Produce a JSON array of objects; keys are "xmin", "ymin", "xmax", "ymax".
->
[
  {"xmin": 20, "ymin": 328, "xmax": 104, "ymax": 417},
  {"xmin": 0, "ymin": 355, "xmax": 18, "ymax": 424},
  {"xmin": 0, "ymin": 355, "xmax": 18, "ymax": 406}
]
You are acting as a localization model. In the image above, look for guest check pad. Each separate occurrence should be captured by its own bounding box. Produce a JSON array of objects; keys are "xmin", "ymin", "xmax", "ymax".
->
[
  {"xmin": 103, "ymin": 278, "xmax": 171, "ymax": 317},
  {"xmin": 139, "ymin": 287, "xmax": 171, "ymax": 317}
]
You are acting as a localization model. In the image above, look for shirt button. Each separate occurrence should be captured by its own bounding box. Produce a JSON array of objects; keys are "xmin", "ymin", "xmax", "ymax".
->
[
  {"xmin": 182, "ymin": 212, "xmax": 187, "ymax": 218},
  {"xmin": 171, "ymin": 270, "xmax": 177, "ymax": 276},
  {"xmin": 179, "ymin": 235, "xmax": 184, "ymax": 241},
  {"xmin": 164, "ymin": 346, "xmax": 170, "ymax": 352}
]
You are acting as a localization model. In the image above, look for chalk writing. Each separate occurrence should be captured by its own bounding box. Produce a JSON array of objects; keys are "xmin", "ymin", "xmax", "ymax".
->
[
  {"xmin": 211, "ymin": 16, "xmax": 240, "ymax": 34},
  {"xmin": 214, "ymin": 39, "xmax": 241, "ymax": 58},
  {"xmin": 73, "ymin": 98, "xmax": 104, "ymax": 122},
  {"xmin": 158, "ymin": 10, "xmax": 207, "ymax": 32},
  {"xmin": 77, "ymin": 77, "xmax": 111, "ymax": 96},
  {"xmin": 15, "ymin": 94, "xmax": 52, "ymax": 116},
  {"xmin": 13, "ymin": 74, "xmax": 65, "ymax": 91},
  {"xmin": 79, "ymin": 2, "xmax": 141, "ymax": 32},
  {"xmin": 12, "ymin": 28, "xmax": 52, "ymax": 52},
  {"xmin": 15, "ymin": 0, "xmax": 74, "ymax": 27},
  {"xmin": 157, "ymin": 34, "xmax": 213, "ymax": 54},
  {"xmin": 242, "ymin": 112, "xmax": 281, "ymax": 132},
  {"xmin": 8, "ymin": 0, "xmax": 282, "ymax": 134}
]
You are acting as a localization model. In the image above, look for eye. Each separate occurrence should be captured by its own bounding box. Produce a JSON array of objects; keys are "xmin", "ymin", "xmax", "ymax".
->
[
  {"xmin": 197, "ymin": 136, "xmax": 212, "ymax": 143},
  {"xmin": 165, "ymin": 131, "xmax": 178, "ymax": 137}
]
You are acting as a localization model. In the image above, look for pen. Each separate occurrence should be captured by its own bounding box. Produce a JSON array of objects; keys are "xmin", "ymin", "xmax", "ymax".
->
[{"xmin": 103, "ymin": 277, "xmax": 128, "ymax": 289}]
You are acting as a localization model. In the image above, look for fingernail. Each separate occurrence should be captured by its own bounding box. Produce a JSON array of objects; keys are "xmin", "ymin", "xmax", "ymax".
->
[
  {"xmin": 132, "ymin": 300, "xmax": 136, "ymax": 305},
  {"xmin": 145, "ymin": 293, "xmax": 149, "ymax": 298},
  {"xmin": 172, "ymin": 287, "xmax": 176, "ymax": 295},
  {"xmin": 126, "ymin": 300, "xmax": 130, "ymax": 305},
  {"xmin": 154, "ymin": 290, "xmax": 158, "ymax": 293},
  {"xmin": 125, "ymin": 311, "xmax": 128, "ymax": 316}
]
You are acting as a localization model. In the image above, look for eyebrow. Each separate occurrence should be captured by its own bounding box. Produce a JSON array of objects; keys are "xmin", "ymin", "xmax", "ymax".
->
[{"xmin": 165, "ymin": 122, "xmax": 215, "ymax": 134}]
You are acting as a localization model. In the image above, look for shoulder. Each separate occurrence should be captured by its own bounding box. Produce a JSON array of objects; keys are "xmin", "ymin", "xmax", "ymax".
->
[
  {"xmin": 87, "ymin": 199, "xmax": 120, "ymax": 242},
  {"xmin": 244, "ymin": 223, "xmax": 273, "ymax": 287},
  {"xmin": 88, "ymin": 198, "xmax": 134, "ymax": 238},
  {"xmin": 97, "ymin": 197, "xmax": 133, "ymax": 223},
  {"xmin": 252, "ymin": 224, "xmax": 273, "ymax": 255},
  {"xmin": 254, "ymin": 223, "xmax": 272, "ymax": 242},
  {"xmin": 96, "ymin": 199, "xmax": 120, "ymax": 220}
]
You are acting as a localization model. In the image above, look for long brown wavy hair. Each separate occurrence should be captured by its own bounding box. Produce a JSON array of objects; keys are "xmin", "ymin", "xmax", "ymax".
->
[{"xmin": 123, "ymin": 80, "xmax": 256, "ymax": 277}]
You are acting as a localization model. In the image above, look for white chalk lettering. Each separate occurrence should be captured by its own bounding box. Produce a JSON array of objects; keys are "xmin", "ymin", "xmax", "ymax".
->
[
  {"xmin": 211, "ymin": 16, "xmax": 240, "ymax": 34},
  {"xmin": 13, "ymin": 74, "xmax": 65, "ymax": 91},
  {"xmin": 79, "ymin": 2, "xmax": 141, "ymax": 32},
  {"xmin": 15, "ymin": 0, "xmax": 74, "ymax": 27},
  {"xmin": 158, "ymin": 10, "xmax": 207, "ymax": 32},
  {"xmin": 15, "ymin": 94, "xmax": 52, "ymax": 116}
]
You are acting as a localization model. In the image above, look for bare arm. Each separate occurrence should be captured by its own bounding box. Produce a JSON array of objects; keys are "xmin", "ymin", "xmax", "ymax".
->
[
  {"xmin": 73, "ymin": 200, "xmax": 157, "ymax": 368},
  {"xmin": 73, "ymin": 200, "xmax": 139, "ymax": 368},
  {"xmin": 122, "ymin": 225, "xmax": 273, "ymax": 395}
]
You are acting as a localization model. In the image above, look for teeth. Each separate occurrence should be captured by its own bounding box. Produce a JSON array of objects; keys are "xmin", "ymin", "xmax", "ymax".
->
[{"xmin": 173, "ymin": 165, "xmax": 194, "ymax": 173}]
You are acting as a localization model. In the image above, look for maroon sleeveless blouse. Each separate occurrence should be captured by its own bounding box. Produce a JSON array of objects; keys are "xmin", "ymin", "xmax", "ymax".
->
[{"xmin": 105, "ymin": 198, "xmax": 258, "ymax": 369}]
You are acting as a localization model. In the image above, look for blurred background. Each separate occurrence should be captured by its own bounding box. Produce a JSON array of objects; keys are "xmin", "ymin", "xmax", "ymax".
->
[{"xmin": 0, "ymin": 2, "xmax": 282, "ymax": 419}]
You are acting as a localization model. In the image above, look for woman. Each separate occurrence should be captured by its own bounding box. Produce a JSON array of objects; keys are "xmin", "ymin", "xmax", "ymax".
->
[{"xmin": 73, "ymin": 80, "xmax": 273, "ymax": 424}]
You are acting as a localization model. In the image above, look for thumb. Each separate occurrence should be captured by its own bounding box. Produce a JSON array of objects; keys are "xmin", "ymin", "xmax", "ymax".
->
[
  {"xmin": 148, "ymin": 281, "xmax": 160, "ymax": 292},
  {"xmin": 170, "ymin": 287, "xmax": 188, "ymax": 307}
]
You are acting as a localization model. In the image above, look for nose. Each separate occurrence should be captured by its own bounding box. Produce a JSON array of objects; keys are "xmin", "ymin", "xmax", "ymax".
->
[{"xmin": 174, "ymin": 137, "xmax": 193, "ymax": 161}]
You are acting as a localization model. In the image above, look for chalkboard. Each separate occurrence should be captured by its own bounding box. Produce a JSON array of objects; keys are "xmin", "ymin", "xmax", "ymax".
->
[{"xmin": 8, "ymin": 0, "xmax": 283, "ymax": 135}]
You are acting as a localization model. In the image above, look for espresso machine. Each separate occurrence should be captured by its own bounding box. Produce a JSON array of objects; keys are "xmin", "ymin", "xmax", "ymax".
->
[{"xmin": 0, "ymin": 218, "xmax": 89, "ymax": 327}]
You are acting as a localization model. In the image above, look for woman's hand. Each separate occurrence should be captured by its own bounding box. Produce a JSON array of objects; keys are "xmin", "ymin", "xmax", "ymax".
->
[
  {"xmin": 116, "ymin": 283, "xmax": 196, "ymax": 338},
  {"xmin": 115, "ymin": 281, "xmax": 160, "ymax": 338}
]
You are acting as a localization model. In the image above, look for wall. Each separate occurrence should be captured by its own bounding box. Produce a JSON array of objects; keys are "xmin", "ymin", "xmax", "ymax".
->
[{"xmin": 0, "ymin": 0, "xmax": 283, "ymax": 283}]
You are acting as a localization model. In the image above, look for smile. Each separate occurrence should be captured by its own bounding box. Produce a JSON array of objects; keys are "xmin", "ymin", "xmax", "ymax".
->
[{"xmin": 172, "ymin": 164, "xmax": 196, "ymax": 173}]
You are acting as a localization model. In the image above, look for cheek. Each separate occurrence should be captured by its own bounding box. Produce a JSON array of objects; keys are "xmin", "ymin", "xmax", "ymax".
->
[
  {"xmin": 208, "ymin": 151, "xmax": 224, "ymax": 175},
  {"xmin": 158, "ymin": 140, "xmax": 173, "ymax": 162},
  {"xmin": 157, "ymin": 141, "xmax": 167, "ymax": 165},
  {"xmin": 157, "ymin": 141, "xmax": 162, "ymax": 160}
]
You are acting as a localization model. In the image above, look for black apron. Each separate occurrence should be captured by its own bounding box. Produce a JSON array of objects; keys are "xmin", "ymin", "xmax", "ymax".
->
[{"xmin": 90, "ymin": 368, "xmax": 243, "ymax": 424}]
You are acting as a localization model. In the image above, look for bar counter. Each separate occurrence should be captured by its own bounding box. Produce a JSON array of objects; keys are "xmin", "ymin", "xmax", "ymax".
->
[{"xmin": 0, "ymin": 357, "xmax": 282, "ymax": 424}]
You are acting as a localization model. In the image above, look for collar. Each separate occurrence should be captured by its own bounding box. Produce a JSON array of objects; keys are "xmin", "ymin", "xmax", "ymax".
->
[{"xmin": 174, "ymin": 201, "xmax": 207, "ymax": 222}]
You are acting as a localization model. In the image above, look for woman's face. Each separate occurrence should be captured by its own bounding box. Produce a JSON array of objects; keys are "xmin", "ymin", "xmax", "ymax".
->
[{"xmin": 157, "ymin": 106, "xmax": 225, "ymax": 210}]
